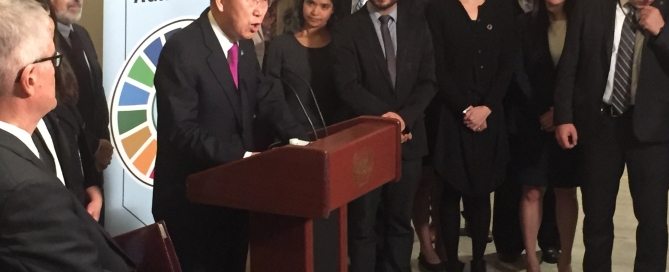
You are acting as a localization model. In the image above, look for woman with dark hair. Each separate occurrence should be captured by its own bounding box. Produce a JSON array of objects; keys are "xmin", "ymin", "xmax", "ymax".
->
[
  {"xmin": 263, "ymin": 0, "xmax": 343, "ymax": 138},
  {"xmin": 513, "ymin": 0, "xmax": 578, "ymax": 271},
  {"xmin": 427, "ymin": 0, "xmax": 515, "ymax": 270},
  {"xmin": 34, "ymin": 0, "xmax": 103, "ymax": 221}
]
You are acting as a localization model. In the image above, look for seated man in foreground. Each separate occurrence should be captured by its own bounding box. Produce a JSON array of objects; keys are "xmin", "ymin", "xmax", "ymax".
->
[{"xmin": 0, "ymin": 0, "xmax": 133, "ymax": 270}]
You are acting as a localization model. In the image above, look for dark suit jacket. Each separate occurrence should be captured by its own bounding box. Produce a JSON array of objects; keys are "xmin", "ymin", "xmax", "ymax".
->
[
  {"xmin": 333, "ymin": 0, "xmax": 353, "ymax": 20},
  {"xmin": 263, "ymin": 34, "xmax": 345, "ymax": 136},
  {"xmin": 0, "ymin": 130, "xmax": 133, "ymax": 272},
  {"xmin": 427, "ymin": 0, "xmax": 514, "ymax": 195},
  {"xmin": 57, "ymin": 24, "xmax": 110, "ymax": 160},
  {"xmin": 506, "ymin": 11, "xmax": 558, "ymax": 139},
  {"xmin": 46, "ymin": 103, "xmax": 99, "ymax": 206},
  {"xmin": 331, "ymin": 2, "xmax": 437, "ymax": 160},
  {"xmin": 554, "ymin": 0, "xmax": 669, "ymax": 143},
  {"xmin": 152, "ymin": 9, "xmax": 304, "ymax": 221}
]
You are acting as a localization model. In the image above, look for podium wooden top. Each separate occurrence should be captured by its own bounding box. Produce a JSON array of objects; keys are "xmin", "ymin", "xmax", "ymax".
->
[{"xmin": 186, "ymin": 116, "xmax": 401, "ymax": 218}]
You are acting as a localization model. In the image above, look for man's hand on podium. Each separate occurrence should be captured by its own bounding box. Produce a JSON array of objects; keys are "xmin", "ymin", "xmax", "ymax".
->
[
  {"xmin": 401, "ymin": 133, "xmax": 412, "ymax": 143},
  {"xmin": 382, "ymin": 112, "xmax": 406, "ymax": 131}
]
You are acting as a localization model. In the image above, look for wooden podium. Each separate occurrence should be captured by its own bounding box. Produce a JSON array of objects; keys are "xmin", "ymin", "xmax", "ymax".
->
[{"xmin": 186, "ymin": 116, "xmax": 401, "ymax": 272}]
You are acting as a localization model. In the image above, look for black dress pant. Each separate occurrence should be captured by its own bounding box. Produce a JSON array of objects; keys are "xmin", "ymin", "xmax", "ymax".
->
[
  {"xmin": 581, "ymin": 109, "xmax": 669, "ymax": 272},
  {"xmin": 348, "ymin": 159, "xmax": 421, "ymax": 272},
  {"xmin": 440, "ymin": 181, "xmax": 491, "ymax": 264},
  {"xmin": 162, "ymin": 206, "xmax": 249, "ymax": 272}
]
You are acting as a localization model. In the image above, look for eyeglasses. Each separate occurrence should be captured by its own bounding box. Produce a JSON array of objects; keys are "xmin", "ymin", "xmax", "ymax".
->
[{"xmin": 14, "ymin": 51, "xmax": 63, "ymax": 83}]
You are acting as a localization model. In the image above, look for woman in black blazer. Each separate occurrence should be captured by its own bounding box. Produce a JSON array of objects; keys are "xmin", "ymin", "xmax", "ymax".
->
[
  {"xmin": 38, "ymin": 0, "xmax": 103, "ymax": 220},
  {"xmin": 427, "ymin": 0, "xmax": 515, "ymax": 271},
  {"xmin": 511, "ymin": 0, "xmax": 578, "ymax": 271},
  {"xmin": 263, "ymin": 0, "xmax": 343, "ymax": 138}
]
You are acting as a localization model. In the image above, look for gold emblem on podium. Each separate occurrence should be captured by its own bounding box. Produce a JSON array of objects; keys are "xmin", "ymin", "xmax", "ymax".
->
[{"xmin": 352, "ymin": 149, "xmax": 374, "ymax": 187}]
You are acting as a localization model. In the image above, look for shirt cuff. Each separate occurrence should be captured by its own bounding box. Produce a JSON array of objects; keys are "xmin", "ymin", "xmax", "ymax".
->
[{"xmin": 289, "ymin": 138, "xmax": 310, "ymax": 146}]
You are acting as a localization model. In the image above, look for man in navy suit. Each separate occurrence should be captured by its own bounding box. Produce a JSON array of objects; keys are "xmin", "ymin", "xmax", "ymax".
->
[{"xmin": 152, "ymin": 0, "xmax": 305, "ymax": 271}]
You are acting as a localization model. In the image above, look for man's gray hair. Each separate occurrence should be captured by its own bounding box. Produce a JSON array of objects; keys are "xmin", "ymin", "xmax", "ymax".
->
[{"xmin": 0, "ymin": 0, "xmax": 52, "ymax": 94}]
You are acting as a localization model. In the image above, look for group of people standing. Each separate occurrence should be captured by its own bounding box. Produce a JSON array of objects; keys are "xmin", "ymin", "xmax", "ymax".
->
[
  {"xmin": 245, "ymin": 0, "xmax": 669, "ymax": 271},
  {"xmin": 150, "ymin": 0, "xmax": 669, "ymax": 271},
  {"xmin": 1, "ymin": 0, "xmax": 663, "ymax": 271},
  {"xmin": 258, "ymin": 0, "xmax": 576, "ymax": 271}
]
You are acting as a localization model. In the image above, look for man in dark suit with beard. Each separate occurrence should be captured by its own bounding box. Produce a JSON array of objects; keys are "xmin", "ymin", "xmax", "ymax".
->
[
  {"xmin": 0, "ymin": 1, "xmax": 133, "ymax": 271},
  {"xmin": 152, "ymin": 0, "xmax": 306, "ymax": 271},
  {"xmin": 332, "ymin": 0, "xmax": 436, "ymax": 270},
  {"xmin": 555, "ymin": 0, "xmax": 669, "ymax": 271}
]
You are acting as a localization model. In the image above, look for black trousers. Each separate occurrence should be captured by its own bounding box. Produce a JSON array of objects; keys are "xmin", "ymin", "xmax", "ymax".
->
[
  {"xmin": 162, "ymin": 206, "xmax": 249, "ymax": 272},
  {"xmin": 492, "ymin": 179, "xmax": 560, "ymax": 256},
  {"xmin": 581, "ymin": 109, "xmax": 669, "ymax": 272},
  {"xmin": 348, "ymin": 159, "xmax": 421, "ymax": 272},
  {"xmin": 440, "ymin": 181, "xmax": 491, "ymax": 264}
]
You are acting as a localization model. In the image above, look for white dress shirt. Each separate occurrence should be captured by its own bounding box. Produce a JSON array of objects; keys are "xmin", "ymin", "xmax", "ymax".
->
[
  {"xmin": 367, "ymin": 3, "xmax": 398, "ymax": 57},
  {"xmin": 208, "ymin": 11, "xmax": 237, "ymax": 59},
  {"xmin": 36, "ymin": 119, "xmax": 65, "ymax": 185}
]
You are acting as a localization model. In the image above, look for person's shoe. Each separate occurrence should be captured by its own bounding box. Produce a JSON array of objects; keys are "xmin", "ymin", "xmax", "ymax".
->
[
  {"xmin": 443, "ymin": 260, "xmax": 465, "ymax": 272},
  {"xmin": 497, "ymin": 252, "xmax": 521, "ymax": 263},
  {"xmin": 418, "ymin": 253, "xmax": 445, "ymax": 272},
  {"xmin": 470, "ymin": 259, "xmax": 487, "ymax": 272},
  {"xmin": 541, "ymin": 247, "xmax": 560, "ymax": 264}
]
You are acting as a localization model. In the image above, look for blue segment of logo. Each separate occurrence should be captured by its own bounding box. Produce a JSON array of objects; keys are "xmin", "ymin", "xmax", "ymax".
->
[
  {"xmin": 119, "ymin": 82, "xmax": 150, "ymax": 106},
  {"xmin": 144, "ymin": 38, "xmax": 162, "ymax": 67}
]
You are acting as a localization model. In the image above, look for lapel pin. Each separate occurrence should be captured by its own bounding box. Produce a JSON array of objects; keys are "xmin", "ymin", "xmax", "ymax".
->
[{"xmin": 486, "ymin": 24, "xmax": 493, "ymax": 31}]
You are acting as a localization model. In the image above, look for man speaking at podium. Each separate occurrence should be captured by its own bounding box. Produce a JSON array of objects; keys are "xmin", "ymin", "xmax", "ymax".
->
[{"xmin": 152, "ymin": 0, "xmax": 306, "ymax": 271}]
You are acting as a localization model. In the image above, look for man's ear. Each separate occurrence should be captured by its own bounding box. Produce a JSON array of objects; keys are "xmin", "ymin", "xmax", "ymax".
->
[
  {"xmin": 213, "ymin": 0, "xmax": 225, "ymax": 12},
  {"xmin": 17, "ymin": 64, "xmax": 37, "ymax": 98}
]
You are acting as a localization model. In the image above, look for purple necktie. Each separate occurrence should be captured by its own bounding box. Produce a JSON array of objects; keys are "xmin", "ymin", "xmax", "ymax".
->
[{"xmin": 228, "ymin": 43, "xmax": 239, "ymax": 88}]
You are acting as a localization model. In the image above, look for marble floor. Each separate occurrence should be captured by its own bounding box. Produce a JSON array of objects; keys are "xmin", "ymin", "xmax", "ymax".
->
[{"xmin": 410, "ymin": 173, "xmax": 668, "ymax": 272}]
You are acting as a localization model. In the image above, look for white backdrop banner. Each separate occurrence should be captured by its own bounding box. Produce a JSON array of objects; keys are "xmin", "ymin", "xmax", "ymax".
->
[{"xmin": 103, "ymin": 0, "xmax": 208, "ymax": 235}]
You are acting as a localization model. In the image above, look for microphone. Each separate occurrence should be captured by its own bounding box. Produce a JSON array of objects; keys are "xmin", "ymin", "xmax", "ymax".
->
[{"xmin": 281, "ymin": 68, "xmax": 329, "ymax": 139}]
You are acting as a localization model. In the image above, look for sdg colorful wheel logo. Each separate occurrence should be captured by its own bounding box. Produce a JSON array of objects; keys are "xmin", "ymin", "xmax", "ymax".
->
[{"xmin": 110, "ymin": 19, "xmax": 193, "ymax": 186}]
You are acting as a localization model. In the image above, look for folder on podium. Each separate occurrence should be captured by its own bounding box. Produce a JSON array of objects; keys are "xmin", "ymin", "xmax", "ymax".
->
[{"xmin": 187, "ymin": 116, "xmax": 401, "ymax": 272}]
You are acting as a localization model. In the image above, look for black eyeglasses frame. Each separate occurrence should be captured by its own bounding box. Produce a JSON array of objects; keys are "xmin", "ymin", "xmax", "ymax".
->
[{"xmin": 14, "ymin": 52, "xmax": 63, "ymax": 83}]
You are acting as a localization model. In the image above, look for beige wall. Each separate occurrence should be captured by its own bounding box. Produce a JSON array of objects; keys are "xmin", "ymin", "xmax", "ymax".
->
[{"xmin": 79, "ymin": 0, "xmax": 104, "ymax": 63}]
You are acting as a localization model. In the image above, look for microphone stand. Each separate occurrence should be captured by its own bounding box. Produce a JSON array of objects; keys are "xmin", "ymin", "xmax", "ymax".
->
[{"xmin": 281, "ymin": 68, "xmax": 329, "ymax": 139}]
